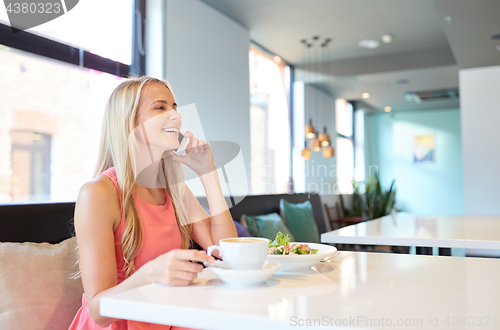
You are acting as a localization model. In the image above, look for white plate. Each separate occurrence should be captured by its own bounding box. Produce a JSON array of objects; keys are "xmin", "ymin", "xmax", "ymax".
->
[
  {"xmin": 211, "ymin": 260, "xmax": 281, "ymax": 287},
  {"xmin": 267, "ymin": 242, "xmax": 338, "ymax": 272}
]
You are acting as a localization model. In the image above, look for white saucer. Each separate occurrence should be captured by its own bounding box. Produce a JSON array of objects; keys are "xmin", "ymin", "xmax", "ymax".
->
[{"xmin": 210, "ymin": 260, "xmax": 281, "ymax": 287}]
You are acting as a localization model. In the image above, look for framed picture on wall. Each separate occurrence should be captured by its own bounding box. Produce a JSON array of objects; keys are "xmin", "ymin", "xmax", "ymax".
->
[{"xmin": 413, "ymin": 133, "xmax": 435, "ymax": 163}]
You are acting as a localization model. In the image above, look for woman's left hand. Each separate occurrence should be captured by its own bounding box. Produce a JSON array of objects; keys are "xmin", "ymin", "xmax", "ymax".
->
[{"xmin": 169, "ymin": 131, "xmax": 215, "ymax": 176}]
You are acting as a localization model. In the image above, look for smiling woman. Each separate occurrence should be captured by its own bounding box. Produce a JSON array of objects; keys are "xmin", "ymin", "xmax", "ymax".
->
[{"xmin": 68, "ymin": 76, "xmax": 237, "ymax": 330}]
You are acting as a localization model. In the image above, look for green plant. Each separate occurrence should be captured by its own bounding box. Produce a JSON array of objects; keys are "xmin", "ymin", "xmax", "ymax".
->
[{"xmin": 341, "ymin": 173, "xmax": 396, "ymax": 220}]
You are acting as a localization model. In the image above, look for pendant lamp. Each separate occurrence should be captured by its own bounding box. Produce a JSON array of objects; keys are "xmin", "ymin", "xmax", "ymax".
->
[
  {"xmin": 323, "ymin": 144, "xmax": 334, "ymax": 158},
  {"xmin": 305, "ymin": 118, "xmax": 315, "ymax": 139},
  {"xmin": 301, "ymin": 141, "xmax": 311, "ymax": 160},
  {"xmin": 311, "ymin": 132, "xmax": 321, "ymax": 151},
  {"xmin": 318, "ymin": 126, "xmax": 330, "ymax": 146}
]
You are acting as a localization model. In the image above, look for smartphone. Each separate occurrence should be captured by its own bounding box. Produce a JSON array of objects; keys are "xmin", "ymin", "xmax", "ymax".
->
[{"xmin": 174, "ymin": 132, "xmax": 190, "ymax": 156}]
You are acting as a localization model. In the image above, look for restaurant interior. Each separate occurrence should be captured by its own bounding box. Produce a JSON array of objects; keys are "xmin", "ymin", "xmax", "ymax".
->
[{"xmin": 1, "ymin": 0, "xmax": 500, "ymax": 329}]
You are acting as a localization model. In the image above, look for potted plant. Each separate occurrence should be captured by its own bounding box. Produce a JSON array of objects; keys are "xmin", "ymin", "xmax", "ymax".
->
[{"xmin": 340, "ymin": 172, "xmax": 396, "ymax": 220}]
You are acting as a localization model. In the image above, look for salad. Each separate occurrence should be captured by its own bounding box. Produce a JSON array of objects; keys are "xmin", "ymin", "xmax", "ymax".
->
[{"xmin": 268, "ymin": 232, "xmax": 318, "ymax": 255}]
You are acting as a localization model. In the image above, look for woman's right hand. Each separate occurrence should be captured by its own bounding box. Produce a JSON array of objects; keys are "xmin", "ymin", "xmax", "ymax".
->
[{"xmin": 140, "ymin": 249, "xmax": 215, "ymax": 286}]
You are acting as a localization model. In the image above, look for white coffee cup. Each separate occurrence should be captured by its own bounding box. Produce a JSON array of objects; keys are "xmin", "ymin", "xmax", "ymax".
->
[{"xmin": 207, "ymin": 237, "xmax": 269, "ymax": 270}]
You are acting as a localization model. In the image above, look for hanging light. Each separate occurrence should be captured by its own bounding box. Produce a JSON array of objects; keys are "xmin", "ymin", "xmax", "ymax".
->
[
  {"xmin": 311, "ymin": 131, "xmax": 321, "ymax": 151},
  {"xmin": 305, "ymin": 118, "xmax": 315, "ymax": 139},
  {"xmin": 303, "ymin": 39, "xmax": 316, "ymax": 140},
  {"xmin": 301, "ymin": 141, "xmax": 311, "ymax": 160},
  {"xmin": 323, "ymin": 144, "xmax": 334, "ymax": 158},
  {"xmin": 318, "ymin": 126, "xmax": 330, "ymax": 146}
]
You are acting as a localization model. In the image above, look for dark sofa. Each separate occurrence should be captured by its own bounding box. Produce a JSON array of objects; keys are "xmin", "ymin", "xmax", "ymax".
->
[
  {"xmin": 0, "ymin": 202, "xmax": 76, "ymax": 244},
  {"xmin": 0, "ymin": 193, "xmax": 326, "ymax": 244}
]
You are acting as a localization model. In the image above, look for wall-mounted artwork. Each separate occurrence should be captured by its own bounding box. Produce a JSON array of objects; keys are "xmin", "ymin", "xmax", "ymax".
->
[{"xmin": 413, "ymin": 134, "xmax": 435, "ymax": 163}]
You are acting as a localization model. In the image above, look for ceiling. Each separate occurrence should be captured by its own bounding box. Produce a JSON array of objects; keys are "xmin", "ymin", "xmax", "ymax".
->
[{"xmin": 201, "ymin": 0, "xmax": 500, "ymax": 112}]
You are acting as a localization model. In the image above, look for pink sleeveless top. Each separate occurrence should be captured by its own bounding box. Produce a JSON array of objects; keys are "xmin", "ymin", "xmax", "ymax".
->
[{"xmin": 68, "ymin": 168, "xmax": 195, "ymax": 330}]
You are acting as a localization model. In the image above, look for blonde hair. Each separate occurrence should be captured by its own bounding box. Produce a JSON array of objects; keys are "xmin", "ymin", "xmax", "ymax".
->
[{"xmin": 94, "ymin": 76, "xmax": 192, "ymax": 277}]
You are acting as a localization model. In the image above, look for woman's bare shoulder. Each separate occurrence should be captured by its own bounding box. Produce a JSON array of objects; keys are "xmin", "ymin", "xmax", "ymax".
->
[
  {"xmin": 76, "ymin": 175, "xmax": 121, "ymax": 230},
  {"xmin": 79, "ymin": 175, "xmax": 117, "ymax": 199}
]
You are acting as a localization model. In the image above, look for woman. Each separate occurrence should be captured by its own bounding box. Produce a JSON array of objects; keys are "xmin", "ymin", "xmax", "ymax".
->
[{"xmin": 69, "ymin": 76, "xmax": 237, "ymax": 329}]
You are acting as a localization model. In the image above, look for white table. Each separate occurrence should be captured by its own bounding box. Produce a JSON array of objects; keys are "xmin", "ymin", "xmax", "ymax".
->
[
  {"xmin": 321, "ymin": 213, "xmax": 500, "ymax": 254},
  {"xmin": 100, "ymin": 252, "xmax": 500, "ymax": 330}
]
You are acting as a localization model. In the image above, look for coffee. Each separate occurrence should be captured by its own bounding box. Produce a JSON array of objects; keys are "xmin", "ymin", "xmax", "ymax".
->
[{"xmin": 222, "ymin": 238, "xmax": 263, "ymax": 243}]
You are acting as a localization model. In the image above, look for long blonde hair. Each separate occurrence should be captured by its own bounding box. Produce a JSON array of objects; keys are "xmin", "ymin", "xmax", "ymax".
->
[{"xmin": 94, "ymin": 76, "xmax": 192, "ymax": 277}]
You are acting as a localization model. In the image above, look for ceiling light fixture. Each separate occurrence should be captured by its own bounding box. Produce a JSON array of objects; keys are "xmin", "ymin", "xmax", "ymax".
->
[
  {"xmin": 384, "ymin": 106, "xmax": 392, "ymax": 112},
  {"xmin": 273, "ymin": 55, "xmax": 281, "ymax": 63},
  {"xmin": 301, "ymin": 141, "xmax": 311, "ymax": 160},
  {"xmin": 301, "ymin": 38, "xmax": 316, "ymax": 140},
  {"xmin": 382, "ymin": 34, "xmax": 393, "ymax": 43},
  {"xmin": 323, "ymin": 145, "xmax": 334, "ymax": 158},
  {"xmin": 311, "ymin": 131, "xmax": 321, "ymax": 151},
  {"xmin": 362, "ymin": 93, "xmax": 370, "ymax": 99},
  {"xmin": 318, "ymin": 126, "xmax": 330, "ymax": 146},
  {"xmin": 305, "ymin": 118, "xmax": 315, "ymax": 139},
  {"xmin": 358, "ymin": 39, "xmax": 380, "ymax": 49}
]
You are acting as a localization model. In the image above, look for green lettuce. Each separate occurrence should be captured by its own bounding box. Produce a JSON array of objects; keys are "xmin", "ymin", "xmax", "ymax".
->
[
  {"xmin": 293, "ymin": 247, "xmax": 318, "ymax": 254},
  {"xmin": 269, "ymin": 231, "xmax": 290, "ymax": 248},
  {"xmin": 269, "ymin": 231, "xmax": 318, "ymax": 254}
]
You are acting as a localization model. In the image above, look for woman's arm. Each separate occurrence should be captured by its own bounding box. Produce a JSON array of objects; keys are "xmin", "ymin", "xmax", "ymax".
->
[
  {"xmin": 185, "ymin": 175, "xmax": 237, "ymax": 250},
  {"xmin": 197, "ymin": 169, "xmax": 237, "ymax": 244},
  {"xmin": 75, "ymin": 176, "xmax": 213, "ymax": 327},
  {"xmin": 169, "ymin": 132, "xmax": 237, "ymax": 248}
]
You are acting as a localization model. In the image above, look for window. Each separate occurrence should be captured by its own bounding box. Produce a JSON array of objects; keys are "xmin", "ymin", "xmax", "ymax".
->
[
  {"xmin": 0, "ymin": 1, "xmax": 142, "ymax": 203},
  {"xmin": 335, "ymin": 98, "xmax": 354, "ymax": 194},
  {"xmin": 0, "ymin": 46, "xmax": 125, "ymax": 203},
  {"xmin": 354, "ymin": 109, "xmax": 365, "ymax": 182},
  {"xmin": 249, "ymin": 46, "xmax": 291, "ymax": 194},
  {"xmin": 0, "ymin": 0, "xmax": 134, "ymax": 64},
  {"xmin": 10, "ymin": 131, "xmax": 51, "ymax": 202}
]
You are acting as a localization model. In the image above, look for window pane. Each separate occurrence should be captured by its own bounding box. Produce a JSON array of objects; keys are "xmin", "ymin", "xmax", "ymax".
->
[
  {"xmin": 249, "ymin": 47, "xmax": 291, "ymax": 194},
  {"xmin": 335, "ymin": 98, "xmax": 353, "ymax": 137},
  {"xmin": 0, "ymin": 0, "xmax": 133, "ymax": 64},
  {"xmin": 336, "ymin": 137, "xmax": 354, "ymax": 194},
  {"xmin": 0, "ymin": 46, "xmax": 124, "ymax": 203},
  {"xmin": 354, "ymin": 109, "xmax": 365, "ymax": 182}
]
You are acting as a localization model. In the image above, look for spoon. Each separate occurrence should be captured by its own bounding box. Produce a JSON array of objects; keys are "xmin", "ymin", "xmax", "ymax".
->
[
  {"xmin": 203, "ymin": 260, "xmax": 229, "ymax": 269},
  {"xmin": 321, "ymin": 251, "xmax": 341, "ymax": 262}
]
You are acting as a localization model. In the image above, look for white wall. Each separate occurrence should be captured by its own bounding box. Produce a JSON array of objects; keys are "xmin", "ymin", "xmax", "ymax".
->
[
  {"xmin": 146, "ymin": 0, "xmax": 251, "ymax": 196},
  {"xmin": 460, "ymin": 65, "xmax": 500, "ymax": 214},
  {"xmin": 366, "ymin": 109, "xmax": 464, "ymax": 215}
]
